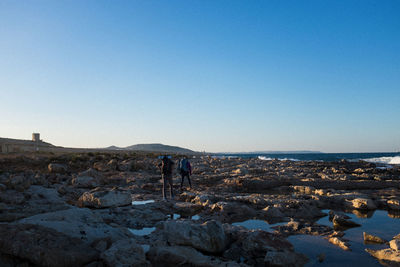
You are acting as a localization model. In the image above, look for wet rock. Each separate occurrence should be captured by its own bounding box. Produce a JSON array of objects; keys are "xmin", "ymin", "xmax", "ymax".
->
[
  {"xmin": 48, "ymin": 163, "xmax": 67, "ymax": 173},
  {"xmin": 0, "ymin": 223, "xmax": 98, "ymax": 267},
  {"xmin": 328, "ymin": 237, "xmax": 351, "ymax": 251},
  {"xmin": 363, "ymin": 232, "xmax": 387, "ymax": 244},
  {"xmin": 78, "ymin": 188, "xmax": 132, "ymax": 208},
  {"xmin": 162, "ymin": 219, "xmax": 227, "ymax": 253},
  {"xmin": 366, "ymin": 248, "xmax": 400, "ymax": 263},
  {"xmin": 19, "ymin": 207, "xmax": 131, "ymax": 244},
  {"xmin": 101, "ymin": 239, "xmax": 150, "ymax": 266},
  {"xmin": 332, "ymin": 215, "xmax": 360, "ymax": 229}
]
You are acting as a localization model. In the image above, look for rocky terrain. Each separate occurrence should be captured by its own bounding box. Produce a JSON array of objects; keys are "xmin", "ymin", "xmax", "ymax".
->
[{"xmin": 0, "ymin": 152, "xmax": 400, "ymax": 266}]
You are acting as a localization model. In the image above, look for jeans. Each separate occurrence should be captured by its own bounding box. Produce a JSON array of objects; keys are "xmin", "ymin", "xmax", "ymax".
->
[
  {"xmin": 180, "ymin": 171, "xmax": 192, "ymax": 188},
  {"xmin": 162, "ymin": 173, "xmax": 174, "ymax": 199}
]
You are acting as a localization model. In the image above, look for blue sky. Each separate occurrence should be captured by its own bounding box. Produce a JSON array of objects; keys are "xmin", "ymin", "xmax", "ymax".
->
[{"xmin": 1, "ymin": 0, "xmax": 399, "ymax": 152}]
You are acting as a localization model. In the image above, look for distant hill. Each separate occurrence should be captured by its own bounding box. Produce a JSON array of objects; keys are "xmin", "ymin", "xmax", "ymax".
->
[{"xmin": 106, "ymin": 143, "xmax": 195, "ymax": 154}]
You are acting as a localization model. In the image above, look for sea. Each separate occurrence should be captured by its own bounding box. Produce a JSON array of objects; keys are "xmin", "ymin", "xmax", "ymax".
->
[{"xmin": 215, "ymin": 152, "xmax": 400, "ymax": 165}]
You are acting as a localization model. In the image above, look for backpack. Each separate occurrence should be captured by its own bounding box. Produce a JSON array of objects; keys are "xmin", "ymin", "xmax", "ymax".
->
[
  {"xmin": 162, "ymin": 158, "xmax": 173, "ymax": 174},
  {"xmin": 180, "ymin": 159, "xmax": 188, "ymax": 172}
]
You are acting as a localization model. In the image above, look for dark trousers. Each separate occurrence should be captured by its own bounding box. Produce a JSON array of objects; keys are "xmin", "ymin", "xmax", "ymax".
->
[
  {"xmin": 162, "ymin": 173, "xmax": 174, "ymax": 199},
  {"xmin": 180, "ymin": 171, "xmax": 192, "ymax": 188}
]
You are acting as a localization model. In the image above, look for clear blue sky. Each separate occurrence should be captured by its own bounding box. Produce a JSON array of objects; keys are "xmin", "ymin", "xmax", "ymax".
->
[{"xmin": 1, "ymin": 0, "xmax": 399, "ymax": 152}]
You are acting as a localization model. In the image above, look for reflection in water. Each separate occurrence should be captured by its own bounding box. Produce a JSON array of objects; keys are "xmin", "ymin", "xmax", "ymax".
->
[
  {"xmin": 129, "ymin": 227, "xmax": 156, "ymax": 236},
  {"xmin": 131, "ymin": 200, "xmax": 155, "ymax": 205},
  {"xmin": 290, "ymin": 210, "xmax": 400, "ymax": 266}
]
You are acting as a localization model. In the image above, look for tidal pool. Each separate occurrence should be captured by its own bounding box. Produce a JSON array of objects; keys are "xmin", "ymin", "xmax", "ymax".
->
[
  {"xmin": 131, "ymin": 200, "xmax": 155, "ymax": 205},
  {"xmin": 288, "ymin": 210, "xmax": 400, "ymax": 266}
]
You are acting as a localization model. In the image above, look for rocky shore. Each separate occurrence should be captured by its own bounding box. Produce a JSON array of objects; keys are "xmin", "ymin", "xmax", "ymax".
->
[{"xmin": 1, "ymin": 153, "xmax": 400, "ymax": 266}]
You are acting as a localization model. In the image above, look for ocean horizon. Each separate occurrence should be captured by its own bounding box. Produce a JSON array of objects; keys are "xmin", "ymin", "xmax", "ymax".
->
[{"xmin": 215, "ymin": 152, "xmax": 400, "ymax": 165}]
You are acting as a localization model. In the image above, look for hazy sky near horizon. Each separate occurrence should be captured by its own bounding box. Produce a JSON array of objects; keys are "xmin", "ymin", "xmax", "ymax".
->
[{"xmin": 1, "ymin": 1, "xmax": 399, "ymax": 153}]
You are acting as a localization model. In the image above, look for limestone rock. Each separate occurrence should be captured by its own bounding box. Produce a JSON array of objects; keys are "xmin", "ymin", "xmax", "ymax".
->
[
  {"xmin": 163, "ymin": 220, "xmax": 227, "ymax": 253},
  {"xmin": 0, "ymin": 223, "xmax": 98, "ymax": 267},
  {"xmin": 101, "ymin": 239, "xmax": 150, "ymax": 266},
  {"xmin": 19, "ymin": 207, "xmax": 130, "ymax": 244},
  {"xmin": 388, "ymin": 199, "xmax": 400, "ymax": 210},
  {"xmin": 79, "ymin": 188, "xmax": 132, "ymax": 208},
  {"xmin": 350, "ymin": 198, "xmax": 377, "ymax": 210},
  {"xmin": 48, "ymin": 163, "xmax": 67, "ymax": 173},
  {"xmin": 366, "ymin": 248, "xmax": 400, "ymax": 263},
  {"xmin": 333, "ymin": 215, "xmax": 360, "ymax": 229},
  {"xmin": 390, "ymin": 239, "xmax": 400, "ymax": 251},
  {"xmin": 328, "ymin": 237, "xmax": 351, "ymax": 251},
  {"xmin": 363, "ymin": 232, "xmax": 387, "ymax": 244}
]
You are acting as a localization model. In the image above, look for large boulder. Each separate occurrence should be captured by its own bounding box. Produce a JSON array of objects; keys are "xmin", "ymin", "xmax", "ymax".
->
[
  {"xmin": 18, "ymin": 207, "xmax": 131, "ymax": 244},
  {"xmin": 162, "ymin": 220, "xmax": 227, "ymax": 253},
  {"xmin": 78, "ymin": 188, "xmax": 132, "ymax": 208},
  {"xmin": 0, "ymin": 223, "xmax": 98, "ymax": 267},
  {"xmin": 101, "ymin": 239, "xmax": 150, "ymax": 266},
  {"xmin": 366, "ymin": 248, "xmax": 400, "ymax": 263}
]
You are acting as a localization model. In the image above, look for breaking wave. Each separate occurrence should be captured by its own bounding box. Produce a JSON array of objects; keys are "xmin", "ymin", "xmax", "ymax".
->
[{"xmin": 363, "ymin": 156, "xmax": 400, "ymax": 165}]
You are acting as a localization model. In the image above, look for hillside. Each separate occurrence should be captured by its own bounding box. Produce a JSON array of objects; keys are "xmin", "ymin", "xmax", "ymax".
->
[{"xmin": 106, "ymin": 143, "xmax": 195, "ymax": 154}]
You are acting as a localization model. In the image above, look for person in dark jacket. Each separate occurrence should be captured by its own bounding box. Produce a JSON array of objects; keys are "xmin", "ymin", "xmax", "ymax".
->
[
  {"xmin": 178, "ymin": 156, "xmax": 192, "ymax": 190},
  {"xmin": 159, "ymin": 156, "xmax": 174, "ymax": 200}
]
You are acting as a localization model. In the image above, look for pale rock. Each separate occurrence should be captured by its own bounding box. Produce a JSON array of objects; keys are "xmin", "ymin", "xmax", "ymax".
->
[
  {"xmin": 19, "ymin": 207, "xmax": 131, "ymax": 244},
  {"xmin": 328, "ymin": 237, "xmax": 351, "ymax": 251},
  {"xmin": 366, "ymin": 248, "xmax": 400, "ymax": 263},
  {"xmin": 350, "ymin": 198, "xmax": 377, "ymax": 210},
  {"xmin": 390, "ymin": 239, "xmax": 400, "ymax": 251}
]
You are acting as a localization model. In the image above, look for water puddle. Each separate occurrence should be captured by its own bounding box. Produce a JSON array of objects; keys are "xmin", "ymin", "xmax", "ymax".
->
[
  {"xmin": 129, "ymin": 227, "xmax": 156, "ymax": 236},
  {"xmin": 288, "ymin": 209, "xmax": 400, "ymax": 266},
  {"xmin": 132, "ymin": 200, "xmax": 155, "ymax": 205},
  {"xmin": 191, "ymin": 215, "xmax": 200, "ymax": 220},
  {"xmin": 141, "ymin": 244, "xmax": 150, "ymax": 253},
  {"xmin": 232, "ymin": 219, "xmax": 286, "ymax": 232},
  {"xmin": 167, "ymin": 213, "xmax": 200, "ymax": 220}
]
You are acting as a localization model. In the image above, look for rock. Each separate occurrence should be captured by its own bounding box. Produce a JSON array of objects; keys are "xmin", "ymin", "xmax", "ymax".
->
[
  {"xmin": 363, "ymin": 232, "xmax": 387, "ymax": 244},
  {"xmin": 0, "ymin": 223, "xmax": 98, "ymax": 267},
  {"xmin": 7, "ymin": 175, "xmax": 31, "ymax": 191},
  {"xmin": 350, "ymin": 198, "xmax": 377, "ymax": 210},
  {"xmin": 174, "ymin": 202, "xmax": 203, "ymax": 215},
  {"xmin": 328, "ymin": 237, "xmax": 351, "ymax": 251},
  {"xmin": 162, "ymin": 220, "xmax": 227, "ymax": 253},
  {"xmin": 211, "ymin": 201, "xmax": 256, "ymax": 222},
  {"xmin": 366, "ymin": 248, "xmax": 400, "ymax": 263},
  {"xmin": 118, "ymin": 160, "xmax": 135, "ymax": 172},
  {"xmin": 78, "ymin": 188, "xmax": 132, "ymax": 208},
  {"xmin": 0, "ymin": 183, "xmax": 6, "ymax": 191},
  {"xmin": 263, "ymin": 206, "xmax": 285, "ymax": 218},
  {"xmin": 292, "ymin": 186, "xmax": 315, "ymax": 195},
  {"xmin": 332, "ymin": 215, "xmax": 361, "ymax": 229},
  {"xmin": 390, "ymin": 239, "xmax": 400, "ymax": 251},
  {"xmin": 147, "ymin": 245, "xmax": 216, "ymax": 267},
  {"xmin": 72, "ymin": 176, "xmax": 99, "ymax": 188},
  {"xmin": 101, "ymin": 239, "xmax": 150, "ymax": 266},
  {"xmin": 264, "ymin": 250, "xmax": 308, "ymax": 267},
  {"xmin": 388, "ymin": 199, "xmax": 400, "ymax": 210},
  {"xmin": 19, "ymin": 207, "xmax": 131, "ymax": 244},
  {"xmin": 48, "ymin": 163, "xmax": 67, "ymax": 173}
]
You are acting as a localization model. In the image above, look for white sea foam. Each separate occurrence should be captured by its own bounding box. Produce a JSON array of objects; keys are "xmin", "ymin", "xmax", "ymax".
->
[
  {"xmin": 363, "ymin": 156, "xmax": 400, "ymax": 165},
  {"xmin": 257, "ymin": 156, "xmax": 300, "ymax": 162}
]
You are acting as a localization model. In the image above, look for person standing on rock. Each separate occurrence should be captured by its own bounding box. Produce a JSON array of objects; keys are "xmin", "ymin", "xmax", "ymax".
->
[
  {"xmin": 178, "ymin": 156, "xmax": 192, "ymax": 190},
  {"xmin": 159, "ymin": 156, "xmax": 174, "ymax": 200}
]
